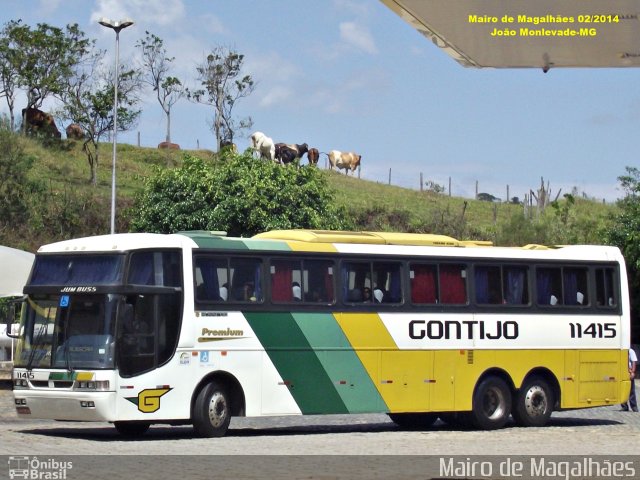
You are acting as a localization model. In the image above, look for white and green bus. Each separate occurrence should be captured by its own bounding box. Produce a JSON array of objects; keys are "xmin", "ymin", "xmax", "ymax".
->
[{"xmin": 9, "ymin": 230, "xmax": 632, "ymax": 437}]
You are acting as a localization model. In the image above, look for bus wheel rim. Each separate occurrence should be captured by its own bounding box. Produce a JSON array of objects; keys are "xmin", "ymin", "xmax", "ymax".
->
[
  {"xmin": 483, "ymin": 386, "xmax": 506, "ymax": 420},
  {"xmin": 208, "ymin": 392, "xmax": 227, "ymax": 427},
  {"xmin": 524, "ymin": 385, "xmax": 547, "ymax": 417}
]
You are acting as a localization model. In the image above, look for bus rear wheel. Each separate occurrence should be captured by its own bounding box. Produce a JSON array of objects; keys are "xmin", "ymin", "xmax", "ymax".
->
[
  {"xmin": 470, "ymin": 376, "xmax": 512, "ymax": 430},
  {"xmin": 512, "ymin": 376, "xmax": 554, "ymax": 427},
  {"xmin": 193, "ymin": 381, "xmax": 231, "ymax": 437},
  {"xmin": 388, "ymin": 412, "xmax": 438, "ymax": 429},
  {"xmin": 114, "ymin": 421, "xmax": 150, "ymax": 437}
]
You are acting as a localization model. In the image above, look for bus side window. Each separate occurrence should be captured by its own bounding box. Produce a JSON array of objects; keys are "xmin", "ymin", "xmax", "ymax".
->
[
  {"xmin": 596, "ymin": 268, "xmax": 616, "ymax": 307},
  {"xmin": 439, "ymin": 264, "xmax": 467, "ymax": 305},
  {"xmin": 475, "ymin": 266, "xmax": 502, "ymax": 304},
  {"xmin": 563, "ymin": 267, "xmax": 588, "ymax": 306},
  {"xmin": 410, "ymin": 264, "xmax": 437, "ymax": 304},
  {"xmin": 194, "ymin": 257, "xmax": 226, "ymax": 302},
  {"xmin": 536, "ymin": 267, "xmax": 562, "ymax": 306},
  {"xmin": 503, "ymin": 266, "xmax": 528, "ymax": 305},
  {"xmin": 230, "ymin": 257, "xmax": 263, "ymax": 302}
]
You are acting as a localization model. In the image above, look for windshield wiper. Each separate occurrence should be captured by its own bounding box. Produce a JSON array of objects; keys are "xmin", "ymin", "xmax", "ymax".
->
[{"xmin": 25, "ymin": 319, "xmax": 48, "ymax": 371}]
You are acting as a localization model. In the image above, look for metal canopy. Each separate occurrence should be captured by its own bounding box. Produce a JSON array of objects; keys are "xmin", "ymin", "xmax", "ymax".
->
[{"xmin": 381, "ymin": 0, "xmax": 640, "ymax": 69}]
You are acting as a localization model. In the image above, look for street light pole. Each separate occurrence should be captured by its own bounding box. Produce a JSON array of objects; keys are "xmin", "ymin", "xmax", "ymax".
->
[{"xmin": 99, "ymin": 17, "xmax": 134, "ymax": 235}]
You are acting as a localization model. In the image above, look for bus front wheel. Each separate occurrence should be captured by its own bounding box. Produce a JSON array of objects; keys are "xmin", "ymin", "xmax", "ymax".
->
[
  {"xmin": 193, "ymin": 381, "xmax": 231, "ymax": 437},
  {"xmin": 470, "ymin": 376, "xmax": 512, "ymax": 430},
  {"xmin": 512, "ymin": 376, "xmax": 554, "ymax": 427}
]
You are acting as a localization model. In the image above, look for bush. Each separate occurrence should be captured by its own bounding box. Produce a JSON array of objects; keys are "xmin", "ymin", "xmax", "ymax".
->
[{"xmin": 131, "ymin": 151, "xmax": 351, "ymax": 236}]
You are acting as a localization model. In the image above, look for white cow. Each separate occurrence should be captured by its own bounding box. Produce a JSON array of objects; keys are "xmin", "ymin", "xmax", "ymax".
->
[
  {"xmin": 250, "ymin": 131, "xmax": 276, "ymax": 162},
  {"xmin": 328, "ymin": 150, "xmax": 362, "ymax": 175}
]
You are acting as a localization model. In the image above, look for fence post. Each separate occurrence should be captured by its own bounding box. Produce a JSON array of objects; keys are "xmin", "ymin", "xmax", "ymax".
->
[
  {"xmin": 449, "ymin": 177, "xmax": 451, "ymax": 197},
  {"xmin": 420, "ymin": 173, "xmax": 423, "ymax": 192},
  {"xmin": 388, "ymin": 168, "xmax": 391, "ymax": 185},
  {"xmin": 137, "ymin": 131, "xmax": 140, "ymax": 147}
]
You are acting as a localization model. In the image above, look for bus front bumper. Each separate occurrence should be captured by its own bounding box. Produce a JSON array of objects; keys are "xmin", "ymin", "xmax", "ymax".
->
[{"xmin": 13, "ymin": 390, "xmax": 116, "ymax": 422}]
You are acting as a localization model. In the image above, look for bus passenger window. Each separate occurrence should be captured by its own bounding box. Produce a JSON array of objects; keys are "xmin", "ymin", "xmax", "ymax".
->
[
  {"xmin": 270, "ymin": 259, "xmax": 301, "ymax": 303},
  {"xmin": 503, "ymin": 266, "xmax": 528, "ymax": 305},
  {"xmin": 410, "ymin": 264, "xmax": 437, "ymax": 304},
  {"xmin": 342, "ymin": 262, "xmax": 371, "ymax": 304},
  {"xmin": 372, "ymin": 262, "xmax": 402, "ymax": 303},
  {"xmin": 304, "ymin": 260, "xmax": 334, "ymax": 303},
  {"xmin": 439, "ymin": 264, "xmax": 467, "ymax": 304},
  {"xmin": 563, "ymin": 268, "xmax": 588, "ymax": 306},
  {"xmin": 475, "ymin": 266, "xmax": 502, "ymax": 304},
  {"xmin": 596, "ymin": 268, "xmax": 616, "ymax": 307},
  {"xmin": 230, "ymin": 258, "xmax": 263, "ymax": 302},
  {"xmin": 536, "ymin": 267, "xmax": 562, "ymax": 306},
  {"xmin": 194, "ymin": 257, "xmax": 226, "ymax": 302}
]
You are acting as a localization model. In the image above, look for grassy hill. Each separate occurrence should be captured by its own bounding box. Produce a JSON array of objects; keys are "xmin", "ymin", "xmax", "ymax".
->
[{"xmin": 13, "ymin": 136, "xmax": 616, "ymax": 251}]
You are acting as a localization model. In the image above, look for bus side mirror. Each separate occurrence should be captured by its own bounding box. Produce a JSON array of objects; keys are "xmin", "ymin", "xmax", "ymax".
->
[{"xmin": 5, "ymin": 297, "xmax": 24, "ymax": 339}]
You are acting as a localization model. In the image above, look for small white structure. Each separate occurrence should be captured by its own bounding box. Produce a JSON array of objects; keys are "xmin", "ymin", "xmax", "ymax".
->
[{"xmin": 0, "ymin": 246, "xmax": 34, "ymax": 361}]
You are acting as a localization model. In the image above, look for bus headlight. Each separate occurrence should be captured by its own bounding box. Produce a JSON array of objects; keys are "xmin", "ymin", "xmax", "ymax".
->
[
  {"xmin": 75, "ymin": 380, "xmax": 110, "ymax": 391},
  {"xmin": 14, "ymin": 379, "xmax": 29, "ymax": 388}
]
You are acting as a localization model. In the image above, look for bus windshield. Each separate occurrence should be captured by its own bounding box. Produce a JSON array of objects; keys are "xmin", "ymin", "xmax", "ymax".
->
[
  {"xmin": 14, "ymin": 294, "xmax": 118, "ymax": 370},
  {"xmin": 29, "ymin": 254, "xmax": 125, "ymax": 286}
]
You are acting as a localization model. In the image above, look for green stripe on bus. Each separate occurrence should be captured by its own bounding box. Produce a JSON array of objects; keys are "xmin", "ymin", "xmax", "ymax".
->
[
  {"xmin": 292, "ymin": 313, "xmax": 387, "ymax": 413},
  {"xmin": 244, "ymin": 312, "xmax": 348, "ymax": 414},
  {"xmin": 182, "ymin": 232, "xmax": 291, "ymax": 251}
]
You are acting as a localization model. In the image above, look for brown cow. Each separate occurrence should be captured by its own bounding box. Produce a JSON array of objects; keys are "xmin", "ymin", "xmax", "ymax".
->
[
  {"xmin": 328, "ymin": 150, "xmax": 362, "ymax": 175},
  {"xmin": 158, "ymin": 141, "xmax": 180, "ymax": 150},
  {"xmin": 22, "ymin": 108, "xmax": 61, "ymax": 139},
  {"xmin": 307, "ymin": 148, "xmax": 319, "ymax": 166},
  {"xmin": 66, "ymin": 123, "xmax": 84, "ymax": 140}
]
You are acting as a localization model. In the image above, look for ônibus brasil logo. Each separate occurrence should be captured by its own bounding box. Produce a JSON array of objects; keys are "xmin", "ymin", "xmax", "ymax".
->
[{"xmin": 8, "ymin": 456, "xmax": 73, "ymax": 479}]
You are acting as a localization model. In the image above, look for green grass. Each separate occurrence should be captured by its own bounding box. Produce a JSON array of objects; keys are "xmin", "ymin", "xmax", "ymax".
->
[{"xmin": 20, "ymin": 137, "xmax": 617, "ymax": 245}]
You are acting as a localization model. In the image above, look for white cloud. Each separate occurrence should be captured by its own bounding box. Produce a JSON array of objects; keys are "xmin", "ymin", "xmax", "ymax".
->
[
  {"xmin": 339, "ymin": 21, "xmax": 377, "ymax": 54},
  {"xmin": 259, "ymin": 86, "xmax": 293, "ymax": 108}
]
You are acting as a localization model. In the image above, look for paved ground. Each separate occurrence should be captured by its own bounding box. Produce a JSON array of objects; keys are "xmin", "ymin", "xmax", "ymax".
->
[{"xmin": 2, "ymin": 380, "xmax": 639, "ymax": 456}]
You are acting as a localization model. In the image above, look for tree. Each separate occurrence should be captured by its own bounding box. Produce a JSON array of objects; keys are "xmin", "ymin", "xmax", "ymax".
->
[
  {"xmin": 4, "ymin": 21, "xmax": 93, "ymax": 132},
  {"xmin": 191, "ymin": 46, "xmax": 255, "ymax": 150},
  {"xmin": 59, "ymin": 52, "xmax": 142, "ymax": 185},
  {"xmin": 604, "ymin": 166, "xmax": 640, "ymax": 342},
  {"xmin": 136, "ymin": 31, "xmax": 185, "ymax": 143},
  {"xmin": 131, "ymin": 151, "xmax": 350, "ymax": 236},
  {"xmin": 0, "ymin": 21, "xmax": 22, "ymax": 130}
]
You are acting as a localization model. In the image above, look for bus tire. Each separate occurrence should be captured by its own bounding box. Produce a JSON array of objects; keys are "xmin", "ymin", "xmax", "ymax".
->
[
  {"xmin": 114, "ymin": 421, "xmax": 150, "ymax": 437},
  {"xmin": 193, "ymin": 381, "xmax": 231, "ymax": 437},
  {"xmin": 388, "ymin": 412, "xmax": 438, "ymax": 429},
  {"xmin": 512, "ymin": 376, "xmax": 554, "ymax": 427},
  {"xmin": 470, "ymin": 376, "xmax": 511, "ymax": 430}
]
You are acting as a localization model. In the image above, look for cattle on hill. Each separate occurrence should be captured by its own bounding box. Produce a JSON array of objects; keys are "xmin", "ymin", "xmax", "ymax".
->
[
  {"xmin": 328, "ymin": 150, "xmax": 362, "ymax": 175},
  {"xmin": 65, "ymin": 123, "xmax": 85, "ymax": 140},
  {"xmin": 22, "ymin": 108, "xmax": 61, "ymax": 139},
  {"xmin": 275, "ymin": 142, "xmax": 308, "ymax": 166},
  {"xmin": 158, "ymin": 141, "xmax": 180, "ymax": 150},
  {"xmin": 307, "ymin": 148, "xmax": 319, "ymax": 166},
  {"xmin": 250, "ymin": 131, "xmax": 276, "ymax": 162}
]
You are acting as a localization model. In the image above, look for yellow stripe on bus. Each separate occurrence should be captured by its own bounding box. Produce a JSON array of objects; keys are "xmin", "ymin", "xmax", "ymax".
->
[{"xmin": 335, "ymin": 313, "xmax": 436, "ymax": 412}]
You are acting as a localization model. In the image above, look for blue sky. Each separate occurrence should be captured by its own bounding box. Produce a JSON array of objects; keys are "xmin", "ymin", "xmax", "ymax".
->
[{"xmin": 2, "ymin": 0, "xmax": 638, "ymax": 202}]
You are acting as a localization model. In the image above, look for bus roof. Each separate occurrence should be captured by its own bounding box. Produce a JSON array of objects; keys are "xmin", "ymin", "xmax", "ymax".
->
[
  {"xmin": 33, "ymin": 230, "xmax": 622, "ymax": 263},
  {"xmin": 253, "ymin": 229, "xmax": 493, "ymax": 247}
]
